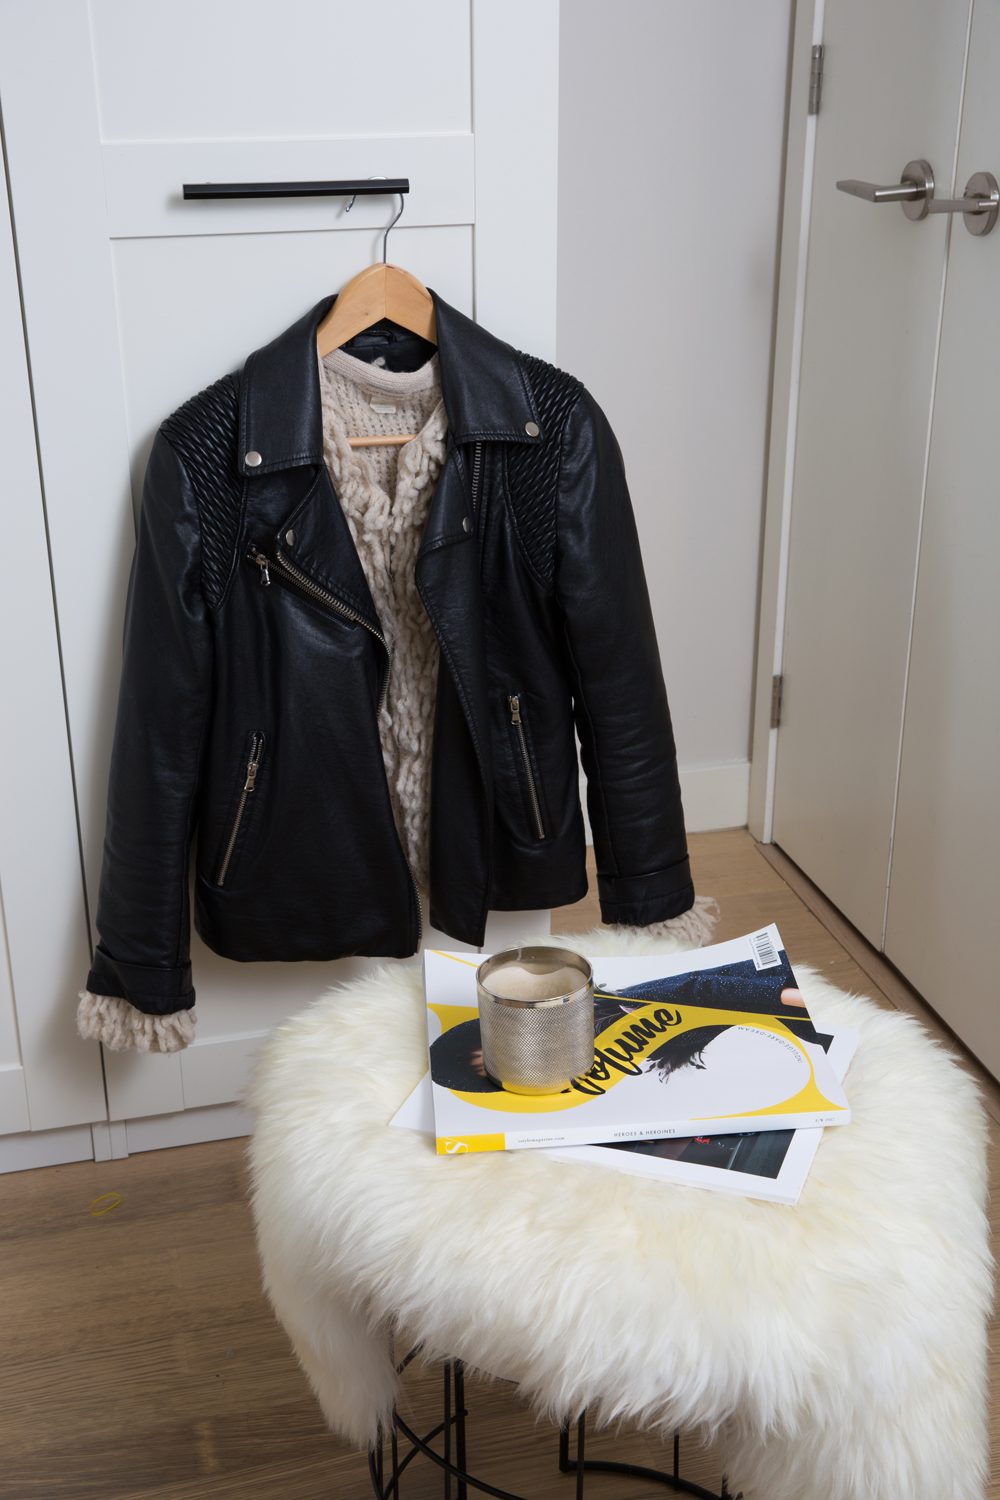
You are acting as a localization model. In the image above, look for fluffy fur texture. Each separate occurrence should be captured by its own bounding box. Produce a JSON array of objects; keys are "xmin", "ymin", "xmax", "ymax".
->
[
  {"xmin": 248, "ymin": 926, "xmax": 991, "ymax": 1499},
  {"xmin": 76, "ymin": 990, "xmax": 196, "ymax": 1052},
  {"xmin": 637, "ymin": 893, "xmax": 719, "ymax": 947},
  {"xmin": 319, "ymin": 349, "xmax": 447, "ymax": 887}
]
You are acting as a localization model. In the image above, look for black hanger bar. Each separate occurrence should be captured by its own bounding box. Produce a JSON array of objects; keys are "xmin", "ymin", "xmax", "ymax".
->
[{"xmin": 182, "ymin": 177, "xmax": 410, "ymax": 201}]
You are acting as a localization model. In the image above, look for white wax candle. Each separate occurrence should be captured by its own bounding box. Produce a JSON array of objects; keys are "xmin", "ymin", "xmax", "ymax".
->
[{"xmin": 482, "ymin": 962, "xmax": 584, "ymax": 1001}]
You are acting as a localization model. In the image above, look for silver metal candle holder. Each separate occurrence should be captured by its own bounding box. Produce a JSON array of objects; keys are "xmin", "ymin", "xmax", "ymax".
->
[{"xmin": 476, "ymin": 946, "xmax": 595, "ymax": 1096}]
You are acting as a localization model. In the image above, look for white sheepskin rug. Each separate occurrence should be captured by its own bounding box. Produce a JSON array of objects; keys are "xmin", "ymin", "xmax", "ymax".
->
[{"xmin": 248, "ymin": 928, "xmax": 991, "ymax": 1499}]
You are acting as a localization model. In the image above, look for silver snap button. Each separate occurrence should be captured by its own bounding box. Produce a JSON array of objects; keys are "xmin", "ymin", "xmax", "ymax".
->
[
  {"xmin": 462, "ymin": 517, "xmax": 471, "ymax": 533},
  {"xmin": 285, "ymin": 529, "xmax": 298, "ymax": 548},
  {"xmin": 525, "ymin": 421, "xmax": 540, "ymax": 438},
  {"xmin": 245, "ymin": 450, "xmax": 262, "ymax": 468}
]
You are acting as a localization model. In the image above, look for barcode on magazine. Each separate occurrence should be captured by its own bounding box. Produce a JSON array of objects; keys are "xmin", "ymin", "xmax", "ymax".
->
[{"xmin": 748, "ymin": 928, "xmax": 780, "ymax": 970}]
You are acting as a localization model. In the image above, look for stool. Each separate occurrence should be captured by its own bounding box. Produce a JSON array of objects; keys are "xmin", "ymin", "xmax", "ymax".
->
[
  {"xmin": 368, "ymin": 1352, "xmax": 741, "ymax": 1498},
  {"xmin": 249, "ymin": 929, "xmax": 990, "ymax": 1500}
]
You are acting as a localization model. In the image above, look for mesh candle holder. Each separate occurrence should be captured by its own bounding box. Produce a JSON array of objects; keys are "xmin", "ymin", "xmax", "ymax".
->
[{"xmin": 476, "ymin": 946, "xmax": 595, "ymax": 1096}]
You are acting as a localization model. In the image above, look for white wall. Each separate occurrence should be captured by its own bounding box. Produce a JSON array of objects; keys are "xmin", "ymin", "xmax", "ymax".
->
[{"xmin": 557, "ymin": 0, "xmax": 792, "ymax": 831}]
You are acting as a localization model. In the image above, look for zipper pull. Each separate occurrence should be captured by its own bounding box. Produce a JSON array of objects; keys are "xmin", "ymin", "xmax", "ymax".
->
[
  {"xmin": 248, "ymin": 546, "xmax": 271, "ymax": 586},
  {"xmin": 244, "ymin": 745, "xmax": 260, "ymax": 792},
  {"xmin": 508, "ymin": 694, "xmax": 521, "ymax": 724}
]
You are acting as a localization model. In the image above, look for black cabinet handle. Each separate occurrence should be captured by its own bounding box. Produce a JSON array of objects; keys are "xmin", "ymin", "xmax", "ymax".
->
[{"xmin": 182, "ymin": 178, "xmax": 409, "ymax": 201}]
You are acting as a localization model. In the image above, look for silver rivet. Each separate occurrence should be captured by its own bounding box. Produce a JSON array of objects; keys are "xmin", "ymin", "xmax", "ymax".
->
[
  {"xmin": 525, "ymin": 421, "xmax": 540, "ymax": 438},
  {"xmin": 462, "ymin": 517, "xmax": 471, "ymax": 533},
  {"xmin": 245, "ymin": 450, "xmax": 262, "ymax": 468},
  {"xmin": 285, "ymin": 529, "xmax": 298, "ymax": 548}
]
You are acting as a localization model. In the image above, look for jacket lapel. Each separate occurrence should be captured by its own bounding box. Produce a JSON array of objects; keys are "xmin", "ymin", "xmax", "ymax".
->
[
  {"xmin": 274, "ymin": 467, "xmax": 384, "ymax": 635},
  {"xmin": 238, "ymin": 291, "xmax": 546, "ymax": 778},
  {"xmin": 416, "ymin": 442, "xmax": 491, "ymax": 781}
]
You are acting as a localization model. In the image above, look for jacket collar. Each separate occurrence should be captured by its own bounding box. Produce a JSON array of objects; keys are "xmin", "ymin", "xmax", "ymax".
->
[{"xmin": 239, "ymin": 290, "xmax": 542, "ymax": 477}]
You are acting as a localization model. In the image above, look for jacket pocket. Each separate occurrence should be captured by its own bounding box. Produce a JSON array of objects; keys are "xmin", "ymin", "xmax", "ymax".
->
[
  {"xmin": 215, "ymin": 731, "xmax": 266, "ymax": 886},
  {"xmin": 507, "ymin": 694, "xmax": 546, "ymax": 841}
]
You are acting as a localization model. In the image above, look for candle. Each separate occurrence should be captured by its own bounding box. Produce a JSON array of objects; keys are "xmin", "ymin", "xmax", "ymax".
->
[{"xmin": 481, "ymin": 962, "xmax": 586, "ymax": 1003}]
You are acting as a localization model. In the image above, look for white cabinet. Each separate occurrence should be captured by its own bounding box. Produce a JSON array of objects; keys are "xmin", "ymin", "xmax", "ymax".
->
[
  {"xmin": 0, "ymin": 0, "xmax": 558, "ymax": 1152},
  {"xmin": 0, "ymin": 143, "xmax": 107, "ymax": 1137}
]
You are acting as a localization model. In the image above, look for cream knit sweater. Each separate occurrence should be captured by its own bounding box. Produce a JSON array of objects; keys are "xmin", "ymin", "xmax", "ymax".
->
[
  {"xmin": 78, "ymin": 350, "xmax": 714, "ymax": 1053},
  {"xmin": 317, "ymin": 347, "xmax": 447, "ymax": 889}
]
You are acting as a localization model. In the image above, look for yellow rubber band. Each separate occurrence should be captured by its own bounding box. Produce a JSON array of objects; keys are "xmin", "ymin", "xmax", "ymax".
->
[{"xmin": 89, "ymin": 1192, "xmax": 122, "ymax": 1216}]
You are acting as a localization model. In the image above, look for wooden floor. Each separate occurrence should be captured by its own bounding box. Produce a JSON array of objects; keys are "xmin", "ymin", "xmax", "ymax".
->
[{"xmin": 0, "ymin": 829, "xmax": 994, "ymax": 1499}]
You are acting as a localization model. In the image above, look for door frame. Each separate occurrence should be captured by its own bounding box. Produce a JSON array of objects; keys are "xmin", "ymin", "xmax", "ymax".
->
[{"xmin": 749, "ymin": 0, "xmax": 824, "ymax": 844}]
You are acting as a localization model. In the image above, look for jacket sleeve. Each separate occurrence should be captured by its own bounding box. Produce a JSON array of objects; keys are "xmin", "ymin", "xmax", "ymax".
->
[
  {"xmin": 85, "ymin": 431, "xmax": 214, "ymax": 1015},
  {"xmin": 555, "ymin": 390, "xmax": 694, "ymax": 927}
]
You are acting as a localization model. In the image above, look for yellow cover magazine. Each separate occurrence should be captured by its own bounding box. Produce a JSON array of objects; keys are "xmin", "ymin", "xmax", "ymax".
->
[{"xmin": 422, "ymin": 927, "xmax": 851, "ymax": 1155}]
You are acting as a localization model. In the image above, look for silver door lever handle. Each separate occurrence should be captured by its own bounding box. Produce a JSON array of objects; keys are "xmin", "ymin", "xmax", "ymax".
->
[
  {"xmin": 837, "ymin": 179, "xmax": 925, "ymax": 203},
  {"xmin": 836, "ymin": 159, "xmax": 999, "ymax": 236}
]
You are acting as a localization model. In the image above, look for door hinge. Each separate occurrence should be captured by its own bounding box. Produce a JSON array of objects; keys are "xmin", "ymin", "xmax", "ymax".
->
[
  {"xmin": 808, "ymin": 44, "xmax": 825, "ymax": 115},
  {"xmin": 770, "ymin": 674, "xmax": 784, "ymax": 729}
]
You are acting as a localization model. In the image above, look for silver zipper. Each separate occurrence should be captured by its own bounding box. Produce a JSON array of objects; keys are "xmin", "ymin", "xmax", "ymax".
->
[
  {"xmin": 470, "ymin": 441, "xmax": 483, "ymax": 514},
  {"xmin": 248, "ymin": 544, "xmax": 421, "ymax": 942},
  {"xmin": 217, "ymin": 734, "xmax": 262, "ymax": 886},
  {"xmin": 401, "ymin": 850, "xmax": 423, "ymax": 945},
  {"xmin": 249, "ymin": 544, "xmax": 392, "ymax": 715},
  {"xmin": 508, "ymin": 695, "xmax": 545, "ymax": 840}
]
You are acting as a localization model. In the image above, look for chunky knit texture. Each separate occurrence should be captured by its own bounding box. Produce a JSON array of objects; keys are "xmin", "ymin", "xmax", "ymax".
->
[
  {"xmin": 318, "ymin": 349, "xmax": 448, "ymax": 889},
  {"xmin": 76, "ymin": 991, "xmax": 197, "ymax": 1052}
]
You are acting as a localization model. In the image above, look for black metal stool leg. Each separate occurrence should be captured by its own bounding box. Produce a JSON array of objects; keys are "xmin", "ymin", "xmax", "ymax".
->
[
  {"xmin": 576, "ymin": 1412, "xmax": 586, "ymax": 1500},
  {"xmin": 454, "ymin": 1359, "xmax": 467, "ymax": 1500},
  {"xmin": 390, "ymin": 1419, "xmax": 399, "ymax": 1499},
  {"xmin": 444, "ymin": 1362, "xmax": 452, "ymax": 1500},
  {"xmin": 367, "ymin": 1351, "xmax": 737, "ymax": 1500}
]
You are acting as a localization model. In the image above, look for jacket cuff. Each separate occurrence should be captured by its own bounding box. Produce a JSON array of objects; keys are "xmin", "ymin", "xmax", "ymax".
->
[
  {"xmin": 597, "ymin": 859, "xmax": 695, "ymax": 927},
  {"xmin": 87, "ymin": 946, "xmax": 195, "ymax": 1016},
  {"xmin": 77, "ymin": 992, "xmax": 197, "ymax": 1053}
]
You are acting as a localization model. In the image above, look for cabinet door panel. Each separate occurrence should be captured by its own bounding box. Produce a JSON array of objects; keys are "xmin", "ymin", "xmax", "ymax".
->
[{"xmin": 89, "ymin": 0, "xmax": 472, "ymax": 141}]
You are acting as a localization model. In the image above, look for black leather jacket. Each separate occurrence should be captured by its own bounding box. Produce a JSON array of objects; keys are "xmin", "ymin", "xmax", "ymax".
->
[{"xmin": 87, "ymin": 294, "xmax": 693, "ymax": 1016}]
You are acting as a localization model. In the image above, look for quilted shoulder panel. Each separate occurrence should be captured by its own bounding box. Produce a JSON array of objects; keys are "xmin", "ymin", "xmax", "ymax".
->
[
  {"xmin": 503, "ymin": 353, "xmax": 584, "ymax": 590},
  {"xmin": 160, "ymin": 372, "xmax": 243, "ymax": 610}
]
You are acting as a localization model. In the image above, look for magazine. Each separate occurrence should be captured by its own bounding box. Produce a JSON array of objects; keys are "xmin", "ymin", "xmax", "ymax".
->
[
  {"xmin": 390, "ymin": 1020, "xmax": 857, "ymax": 1204},
  {"xmin": 418, "ymin": 927, "xmax": 851, "ymax": 1155}
]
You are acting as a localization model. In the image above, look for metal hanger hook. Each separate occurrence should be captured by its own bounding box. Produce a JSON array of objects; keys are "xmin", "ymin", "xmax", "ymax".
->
[
  {"xmin": 341, "ymin": 176, "xmax": 404, "ymax": 261},
  {"xmin": 382, "ymin": 192, "xmax": 404, "ymax": 263}
]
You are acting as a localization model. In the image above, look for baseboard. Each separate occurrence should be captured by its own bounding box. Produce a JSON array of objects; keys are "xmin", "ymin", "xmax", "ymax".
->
[
  {"xmin": 124, "ymin": 1101, "xmax": 253, "ymax": 1154},
  {"xmin": 0, "ymin": 1101, "xmax": 255, "ymax": 1173},
  {"xmin": 0, "ymin": 1122, "xmax": 95, "ymax": 1174},
  {"xmin": 579, "ymin": 759, "xmax": 750, "ymax": 843}
]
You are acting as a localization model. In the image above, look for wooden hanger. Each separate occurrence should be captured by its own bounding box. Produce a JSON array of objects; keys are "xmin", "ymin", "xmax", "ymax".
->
[{"xmin": 317, "ymin": 263, "xmax": 437, "ymax": 449}]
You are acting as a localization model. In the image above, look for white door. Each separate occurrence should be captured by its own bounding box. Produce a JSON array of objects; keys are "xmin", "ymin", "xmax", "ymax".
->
[
  {"xmin": 768, "ymin": 0, "xmax": 972, "ymax": 945},
  {"xmin": 0, "ymin": 0, "xmax": 558, "ymax": 1130},
  {"xmin": 883, "ymin": 1, "xmax": 1000, "ymax": 1075},
  {"xmin": 757, "ymin": 0, "xmax": 999, "ymax": 1074}
]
